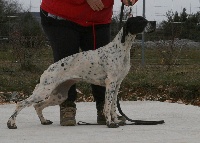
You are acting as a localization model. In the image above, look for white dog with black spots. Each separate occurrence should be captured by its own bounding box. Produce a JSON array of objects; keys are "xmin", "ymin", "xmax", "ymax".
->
[{"xmin": 7, "ymin": 16, "xmax": 149, "ymax": 129}]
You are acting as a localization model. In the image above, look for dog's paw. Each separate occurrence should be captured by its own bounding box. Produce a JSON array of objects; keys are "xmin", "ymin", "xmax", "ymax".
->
[
  {"xmin": 7, "ymin": 120, "xmax": 17, "ymax": 129},
  {"xmin": 106, "ymin": 121, "xmax": 119, "ymax": 128},
  {"xmin": 41, "ymin": 120, "xmax": 53, "ymax": 125}
]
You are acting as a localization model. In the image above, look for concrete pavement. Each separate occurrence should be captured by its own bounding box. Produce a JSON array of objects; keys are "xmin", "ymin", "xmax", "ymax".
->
[{"xmin": 0, "ymin": 101, "xmax": 200, "ymax": 143}]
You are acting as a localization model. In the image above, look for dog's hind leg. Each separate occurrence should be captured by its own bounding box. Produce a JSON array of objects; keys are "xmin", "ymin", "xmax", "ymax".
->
[
  {"xmin": 33, "ymin": 101, "xmax": 54, "ymax": 125},
  {"xmin": 7, "ymin": 96, "xmax": 37, "ymax": 129},
  {"xmin": 33, "ymin": 93, "xmax": 68, "ymax": 125},
  {"xmin": 34, "ymin": 80, "xmax": 74, "ymax": 125}
]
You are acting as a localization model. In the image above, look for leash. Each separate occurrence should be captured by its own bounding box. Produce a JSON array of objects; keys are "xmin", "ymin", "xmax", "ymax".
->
[
  {"xmin": 119, "ymin": 2, "xmax": 125, "ymax": 30},
  {"xmin": 116, "ymin": 98, "xmax": 165, "ymax": 125},
  {"xmin": 119, "ymin": 0, "xmax": 134, "ymax": 30},
  {"xmin": 77, "ymin": 98, "xmax": 165, "ymax": 126}
]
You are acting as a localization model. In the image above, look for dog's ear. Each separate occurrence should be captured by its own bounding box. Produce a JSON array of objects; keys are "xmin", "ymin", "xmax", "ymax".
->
[{"xmin": 121, "ymin": 23, "xmax": 127, "ymax": 43}]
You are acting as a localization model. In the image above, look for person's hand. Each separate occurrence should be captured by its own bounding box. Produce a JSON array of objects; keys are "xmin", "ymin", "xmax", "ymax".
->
[
  {"xmin": 86, "ymin": 0, "xmax": 104, "ymax": 11},
  {"xmin": 122, "ymin": 0, "xmax": 136, "ymax": 6}
]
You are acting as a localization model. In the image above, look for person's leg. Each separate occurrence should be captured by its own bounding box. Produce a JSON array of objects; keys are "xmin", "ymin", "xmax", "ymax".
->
[
  {"xmin": 80, "ymin": 25, "xmax": 111, "ymax": 124},
  {"xmin": 40, "ymin": 9, "xmax": 80, "ymax": 125}
]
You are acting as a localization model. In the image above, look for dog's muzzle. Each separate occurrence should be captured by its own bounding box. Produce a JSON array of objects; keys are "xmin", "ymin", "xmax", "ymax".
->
[{"xmin": 144, "ymin": 21, "xmax": 156, "ymax": 33}]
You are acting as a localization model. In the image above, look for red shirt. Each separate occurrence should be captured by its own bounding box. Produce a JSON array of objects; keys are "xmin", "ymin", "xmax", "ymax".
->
[{"xmin": 41, "ymin": 0, "xmax": 138, "ymax": 27}]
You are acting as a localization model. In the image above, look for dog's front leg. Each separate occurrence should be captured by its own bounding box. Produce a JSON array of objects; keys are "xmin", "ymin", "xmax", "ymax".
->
[
  {"xmin": 104, "ymin": 78, "xmax": 119, "ymax": 128},
  {"xmin": 110, "ymin": 84, "xmax": 125, "ymax": 126}
]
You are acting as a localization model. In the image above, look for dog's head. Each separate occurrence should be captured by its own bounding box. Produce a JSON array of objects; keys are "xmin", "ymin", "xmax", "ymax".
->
[{"xmin": 121, "ymin": 16, "xmax": 155, "ymax": 43}]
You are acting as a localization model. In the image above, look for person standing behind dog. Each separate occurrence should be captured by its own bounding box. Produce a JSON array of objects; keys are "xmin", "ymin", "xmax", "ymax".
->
[{"xmin": 40, "ymin": 0, "xmax": 138, "ymax": 126}]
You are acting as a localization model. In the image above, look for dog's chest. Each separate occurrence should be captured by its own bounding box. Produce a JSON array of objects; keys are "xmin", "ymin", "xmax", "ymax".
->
[
  {"xmin": 95, "ymin": 51, "xmax": 130, "ymax": 85},
  {"xmin": 116, "ymin": 55, "xmax": 131, "ymax": 80}
]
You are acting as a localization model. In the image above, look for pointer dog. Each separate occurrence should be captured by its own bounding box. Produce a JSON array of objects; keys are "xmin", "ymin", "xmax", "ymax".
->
[{"xmin": 7, "ymin": 16, "xmax": 149, "ymax": 129}]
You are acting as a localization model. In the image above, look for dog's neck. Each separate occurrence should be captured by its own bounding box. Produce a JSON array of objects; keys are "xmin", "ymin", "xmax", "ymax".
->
[
  {"xmin": 125, "ymin": 33, "xmax": 136, "ymax": 47},
  {"xmin": 110, "ymin": 28, "xmax": 137, "ymax": 67},
  {"xmin": 113, "ymin": 28, "xmax": 136, "ymax": 48}
]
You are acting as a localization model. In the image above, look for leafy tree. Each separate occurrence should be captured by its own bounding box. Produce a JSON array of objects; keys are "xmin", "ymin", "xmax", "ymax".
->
[
  {"xmin": 158, "ymin": 8, "xmax": 200, "ymax": 41},
  {"xmin": 0, "ymin": 0, "xmax": 45, "ymax": 71},
  {"xmin": 174, "ymin": 11, "xmax": 180, "ymax": 22},
  {"xmin": 0, "ymin": 0, "xmax": 22, "ymax": 36},
  {"xmin": 180, "ymin": 8, "xmax": 188, "ymax": 22}
]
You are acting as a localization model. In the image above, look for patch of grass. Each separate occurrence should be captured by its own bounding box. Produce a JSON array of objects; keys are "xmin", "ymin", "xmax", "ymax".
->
[
  {"xmin": 119, "ymin": 65, "xmax": 200, "ymax": 105},
  {"xmin": 0, "ymin": 46, "xmax": 53, "ymax": 94}
]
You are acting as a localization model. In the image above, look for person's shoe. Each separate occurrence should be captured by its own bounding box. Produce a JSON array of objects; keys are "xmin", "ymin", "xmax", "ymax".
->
[
  {"xmin": 97, "ymin": 110, "xmax": 106, "ymax": 125},
  {"xmin": 97, "ymin": 110, "xmax": 126, "ymax": 125},
  {"xmin": 117, "ymin": 115, "xmax": 126, "ymax": 123},
  {"xmin": 60, "ymin": 101, "xmax": 76, "ymax": 126}
]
